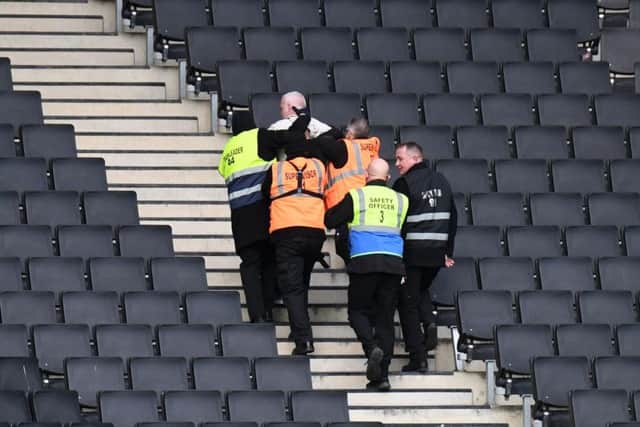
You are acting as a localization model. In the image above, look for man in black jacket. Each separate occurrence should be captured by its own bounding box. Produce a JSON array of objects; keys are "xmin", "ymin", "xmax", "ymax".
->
[{"xmin": 393, "ymin": 142, "xmax": 458, "ymax": 372}]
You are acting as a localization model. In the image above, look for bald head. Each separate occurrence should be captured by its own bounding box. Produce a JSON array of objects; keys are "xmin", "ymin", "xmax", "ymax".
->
[
  {"xmin": 367, "ymin": 158, "xmax": 390, "ymax": 182},
  {"xmin": 280, "ymin": 91, "xmax": 307, "ymax": 118}
]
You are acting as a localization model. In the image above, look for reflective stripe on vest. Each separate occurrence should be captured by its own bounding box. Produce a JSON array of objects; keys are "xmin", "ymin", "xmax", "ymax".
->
[
  {"xmin": 405, "ymin": 232, "xmax": 449, "ymax": 241},
  {"xmin": 348, "ymin": 186, "xmax": 408, "ymax": 258},
  {"xmin": 406, "ymin": 212, "xmax": 451, "ymax": 222},
  {"xmin": 218, "ymin": 128, "xmax": 272, "ymax": 210},
  {"xmin": 324, "ymin": 139, "xmax": 372, "ymax": 209},
  {"xmin": 269, "ymin": 157, "xmax": 327, "ymax": 233}
]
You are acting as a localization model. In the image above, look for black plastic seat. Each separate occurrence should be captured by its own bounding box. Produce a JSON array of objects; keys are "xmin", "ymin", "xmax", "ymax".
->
[
  {"xmin": 503, "ymin": 62, "xmax": 557, "ymax": 96},
  {"xmin": 164, "ymin": 391, "xmax": 223, "ymax": 424},
  {"xmin": 83, "ymin": 191, "xmax": 139, "ymax": 227},
  {"xmin": 599, "ymin": 257, "xmax": 640, "ymax": 296},
  {"xmin": 436, "ymin": 0, "xmax": 489, "ymax": 30},
  {"xmin": 0, "ymin": 125, "xmax": 15, "ymax": 158},
  {"xmin": 527, "ymin": 29, "xmax": 579, "ymax": 64},
  {"xmin": 470, "ymin": 193, "xmax": 526, "ymax": 226},
  {"xmin": 479, "ymin": 257, "xmax": 537, "ymax": 295},
  {"xmin": 569, "ymin": 389, "xmax": 631, "ymax": 427},
  {"xmin": 454, "ymin": 226, "xmax": 504, "ymax": 258},
  {"xmin": 470, "ymin": 29, "xmax": 525, "ymax": 62},
  {"xmin": 25, "ymin": 191, "xmax": 81, "ymax": 228},
  {"xmin": 447, "ymin": 62, "xmax": 501, "ymax": 96},
  {"xmin": 51, "ymin": 158, "xmax": 107, "ymax": 192},
  {"xmin": 211, "ymin": 0, "xmax": 263, "ymax": 28},
  {"xmin": 594, "ymin": 356, "xmax": 640, "ymax": 393},
  {"xmin": 356, "ymin": 28, "xmax": 411, "ymax": 62},
  {"xmin": 457, "ymin": 126, "xmax": 511, "ymax": 160},
  {"xmin": 62, "ymin": 292, "xmax": 120, "ymax": 331},
  {"xmin": 300, "ymin": 28, "xmax": 354, "ymax": 62},
  {"xmin": 530, "ymin": 193, "xmax": 585, "ymax": 226},
  {"xmin": 398, "ymin": 126, "xmax": 455, "ymax": 161},
  {"xmin": 579, "ymin": 290, "xmax": 636, "ymax": 325},
  {"xmin": 629, "ymin": 128, "xmax": 640, "ymax": 158},
  {"xmin": 32, "ymin": 390, "xmax": 82, "ymax": 424},
  {"xmin": 572, "ymin": 127, "xmax": 626, "ymax": 160},
  {"xmin": 0, "ymin": 91, "xmax": 43, "ymax": 138},
  {"xmin": 21, "ymin": 124, "xmax": 77, "ymax": 165},
  {"xmin": 65, "ymin": 357, "xmax": 126, "ymax": 408},
  {"xmin": 118, "ymin": 225, "xmax": 174, "ymax": 259},
  {"xmin": 617, "ymin": 324, "xmax": 640, "ymax": 356},
  {"xmin": 494, "ymin": 160, "xmax": 551, "ymax": 193},
  {"xmin": 0, "ymin": 391, "xmax": 32, "ymax": 424},
  {"xmin": 538, "ymin": 257, "xmax": 595, "ymax": 293},
  {"xmin": 481, "ymin": 94, "xmax": 535, "ymax": 132},
  {"xmin": 0, "ymin": 291, "xmax": 56, "ymax": 329},
  {"xmin": 519, "ymin": 290, "xmax": 577, "ymax": 325},
  {"xmin": 89, "ymin": 257, "xmax": 148, "ymax": 298},
  {"xmin": 610, "ymin": 160, "xmax": 640, "ymax": 192},
  {"xmin": 95, "ymin": 324, "xmax": 154, "ymax": 361},
  {"xmin": 366, "ymin": 94, "xmax": 420, "ymax": 127},
  {"xmin": 184, "ymin": 291, "xmax": 242, "ymax": 328},
  {"xmin": 267, "ymin": 0, "xmax": 321, "ymax": 30},
  {"xmin": 0, "ymin": 159, "xmax": 48, "ymax": 197},
  {"xmin": 601, "ymin": 29, "xmax": 640, "ymax": 74},
  {"xmin": 514, "ymin": 126, "xmax": 569, "ymax": 159},
  {"xmin": 565, "ymin": 226, "xmax": 622, "ymax": 258},
  {"xmin": 389, "ymin": 61, "xmax": 444, "ymax": 94},
  {"xmin": 0, "ymin": 325, "xmax": 29, "ymax": 357},
  {"xmin": 99, "ymin": 391, "xmax": 159, "ymax": 427},
  {"xmin": 290, "ymin": 391, "xmax": 349, "ymax": 424},
  {"xmin": 28, "ymin": 257, "xmax": 86, "ymax": 304},
  {"xmin": 507, "ymin": 226, "xmax": 563, "ymax": 258},
  {"xmin": 227, "ymin": 391, "xmax": 287, "ymax": 423},
  {"xmin": 435, "ymin": 159, "xmax": 489, "ymax": 194},
  {"xmin": 151, "ymin": 257, "xmax": 207, "ymax": 297},
  {"xmin": 429, "ymin": 257, "xmax": 479, "ymax": 313},
  {"xmin": 152, "ymin": 0, "xmax": 209, "ymax": 61},
  {"xmin": 548, "ymin": 0, "xmax": 600, "ymax": 43},
  {"xmin": 250, "ymin": 93, "xmax": 284, "ymax": 129},
  {"xmin": 243, "ymin": 27, "xmax": 297, "ymax": 62},
  {"xmin": 379, "ymin": 0, "xmax": 433, "ymax": 29},
  {"xmin": 423, "ymin": 94, "xmax": 477, "ymax": 127},
  {"xmin": 308, "ymin": 93, "xmax": 361, "ymax": 128},
  {"xmin": 58, "ymin": 225, "xmax": 114, "ymax": 260},
  {"xmin": 333, "ymin": 61, "xmax": 387, "ymax": 95},
  {"xmin": 219, "ymin": 324, "xmax": 277, "ymax": 358},
  {"xmin": 532, "ymin": 356, "xmax": 592, "ymax": 415},
  {"xmin": 491, "ymin": 0, "xmax": 547, "ymax": 30},
  {"xmin": 0, "ymin": 257, "xmax": 22, "ymax": 292},
  {"xmin": 192, "ymin": 357, "xmax": 252, "ymax": 393},
  {"xmin": 158, "ymin": 324, "xmax": 217, "ymax": 360},
  {"xmin": 559, "ymin": 62, "xmax": 613, "ymax": 96},
  {"xmin": 0, "ymin": 58, "xmax": 12, "ymax": 91},
  {"xmin": 413, "ymin": 28, "xmax": 468, "ymax": 65},
  {"xmin": 123, "ymin": 291, "xmax": 181, "ymax": 327},
  {"xmin": 538, "ymin": 94, "xmax": 593, "ymax": 128},
  {"xmin": 129, "ymin": 357, "xmax": 189, "ymax": 398},
  {"xmin": 552, "ymin": 160, "xmax": 607, "ymax": 194},
  {"xmin": 323, "ymin": 0, "xmax": 377, "ymax": 28},
  {"xmin": 33, "ymin": 324, "xmax": 92, "ymax": 375},
  {"xmin": 254, "ymin": 357, "xmax": 312, "ymax": 393},
  {"xmin": 595, "ymin": 94, "xmax": 640, "ymax": 129},
  {"xmin": 0, "ymin": 357, "xmax": 42, "ymax": 391},
  {"xmin": 275, "ymin": 61, "xmax": 330, "ymax": 95},
  {"xmin": 556, "ymin": 324, "xmax": 615, "ymax": 359},
  {"xmin": 217, "ymin": 61, "xmax": 273, "ymax": 107},
  {"xmin": 589, "ymin": 193, "xmax": 640, "ymax": 227}
]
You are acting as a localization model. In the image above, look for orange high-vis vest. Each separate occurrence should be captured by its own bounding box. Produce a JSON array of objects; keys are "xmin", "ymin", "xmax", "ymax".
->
[
  {"xmin": 324, "ymin": 137, "xmax": 380, "ymax": 209},
  {"xmin": 269, "ymin": 157, "xmax": 327, "ymax": 233}
]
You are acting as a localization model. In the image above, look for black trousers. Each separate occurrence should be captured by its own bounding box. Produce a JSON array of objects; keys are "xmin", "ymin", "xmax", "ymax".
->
[
  {"xmin": 238, "ymin": 240, "xmax": 277, "ymax": 322},
  {"xmin": 348, "ymin": 272, "xmax": 401, "ymax": 379},
  {"xmin": 274, "ymin": 236, "xmax": 324, "ymax": 344},
  {"xmin": 397, "ymin": 266, "xmax": 441, "ymax": 360},
  {"xmin": 334, "ymin": 224, "xmax": 351, "ymax": 265}
]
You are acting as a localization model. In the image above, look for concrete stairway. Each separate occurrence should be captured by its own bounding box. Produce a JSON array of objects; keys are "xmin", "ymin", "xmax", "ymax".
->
[{"xmin": 0, "ymin": 2, "xmax": 522, "ymax": 425}]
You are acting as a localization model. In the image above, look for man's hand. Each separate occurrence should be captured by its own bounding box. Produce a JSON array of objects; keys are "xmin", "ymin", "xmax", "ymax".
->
[
  {"xmin": 289, "ymin": 115, "xmax": 311, "ymax": 133},
  {"xmin": 444, "ymin": 255, "xmax": 455, "ymax": 268}
]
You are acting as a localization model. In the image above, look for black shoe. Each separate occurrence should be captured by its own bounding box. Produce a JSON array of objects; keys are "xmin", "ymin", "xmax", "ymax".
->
[
  {"xmin": 365, "ymin": 346, "xmax": 384, "ymax": 382},
  {"xmin": 250, "ymin": 317, "xmax": 266, "ymax": 323},
  {"xmin": 292, "ymin": 341, "xmax": 315, "ymax": 355},
  {"xmin": 365, "ymin": 379, "xmax": 391, "ymax": 392},
  {"xmin": 424, "ymin": 324, "xmax": 438, "ymax": 351},
  {"xmin": 401, "ymin": 359, "xmax": 428, "ymax": 373}
]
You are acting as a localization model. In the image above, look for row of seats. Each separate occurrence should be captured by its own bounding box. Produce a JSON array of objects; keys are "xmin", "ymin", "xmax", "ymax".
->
[
  {"xmin": 0, "ymin": 388, "xmax": 349, "ymax": 427},
  {"xmin": 0, "ymin": 124, "xmax": 78, "ymax": 162},
  {"xmin": 456, "ymin": 192, "xmax": 640, "ymax": 227},
  {"xmin": 248, "ymin": 92, "xmax": 640, "ymax": 130}
]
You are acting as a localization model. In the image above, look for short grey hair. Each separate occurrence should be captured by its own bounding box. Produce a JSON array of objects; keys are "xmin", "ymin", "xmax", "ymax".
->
[
  {"xmin": 346, "ymin": 117, "xmax": 369, "ymax": 139},
  {"xmin": 282, "ymin": 91, "xmax": 307, "ymax": 108}
]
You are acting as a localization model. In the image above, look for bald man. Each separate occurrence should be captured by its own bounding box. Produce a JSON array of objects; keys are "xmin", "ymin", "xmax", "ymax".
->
[
  {"xmin": 268, "ymin": 91, "xmax": 332, "ymax": 138},
  {"xmin": 325, "ymin": 159, "xmax": 408, "ymax": 392}
]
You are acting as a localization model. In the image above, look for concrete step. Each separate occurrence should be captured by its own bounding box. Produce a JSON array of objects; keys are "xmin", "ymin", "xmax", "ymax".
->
[
  {"xmin": 346, "ymin": 390, "xmax": 474, "ymax": 407},
  {"xmin": 81, "ymin": 152, "xmax": 220, "ymax": 167},
  {"xmin": 110, "ymin": 187, "xmax": 228, "ymax": 202},
  {"xmin": 278, "ymin": 341, "xmax": 410, "ymax": 357},
  {"xmin": 0, "ymin": 49, "xmax": 136, "ymax": 66},
  {"xmin": 0, "ymin": 15, "xmax": 105, "ymax": 33},
  {"xmin": 205, "ymin": 270, "xmax": 349, "ymax": 288},
  {"xmin": 106, "ymin": 169, "xmax": 221, "ymax": 186},
  {"xmin": 0, "ymin": 1, "xmax": 115, "ymax": 31},
  {"xmin": 138, "ymin": 203, "xmax": 231, "ymax": 219},
  {"xmin": 173, "ymin": 235, "xmax": 336, "ymax": 251},
  {"xmin": 48, "ymin": 117, "xmax": 200, "ymax": 133},
  {"xmin": 349, "ymin": 406, "xmax": 520, "ymax": 426},
  {"xmin": 16, "ymin": 82, "xmax": 167, "ymax": 100},
  {"xmin": 76, "ymin": 133, "xmax": 221, "ymax": 151}
]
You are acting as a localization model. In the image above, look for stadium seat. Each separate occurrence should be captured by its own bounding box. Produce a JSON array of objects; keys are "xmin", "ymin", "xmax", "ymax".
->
[
  {"xmin": 454, "ymin": 193, "xmax": 468, "ymax": 225},
  {"xmin": 219, "ymin": 324, "xmax": 277, "ymax": 358},
  {"xmin": 0, "ymin": 58, "xmax": 12, "ymax": 91},
  {"xmin": 601, "ymin": 29, "xmax": 640, "ymax": 74},
  {"xmin": 254, "ymin": 357, "xmax": 312, "ymax": 393},
  {"xmin": 0, "ymin": 257, "xmax": 22, "ymax": 292},
  {"xmin": 192, "ymin": 357, "xmax": 252, "ymax": 393},
  {"xmin": 398, "ymin": 126, "xmax": 455, "ymax": 161},
  {"xmin": 89, "ymin": 257, "xmax": 148, "ymax": 297},
  {"xmin": 83, "ymin": 191, "xmax": 140, "ymax": 227},
  {"xmin": 164, "ymin": 391, "xmax": 223, "ymax": 424},
  {"xmin": 480, "ymin": 95, "xmax": 535, "ymax": 132},
  {"xmin": 514, "ymin": 126, "xmax": 569, "ymax": 159},
  {"xmin": 290, "ymin": 391, "xmax": 349, "ymax": 424},
  {"xmin": 129, "ymin": 357, "xmax": 189, "ymax": 398},
  {"xmin": 457, "ymin": 126, "xmax": 511, "ymax": 160},
  {"xmin": 0, "ymin": 159, "xmax": 48, "ymax": 196},
  {"xmin": 470, "ymin": 29, "xmax": 525, "ymax": 62},
  {"xmin": 507, "ymin": 226, "xmax": 563, "ymax": 257},
  {"xmin": 436, "ymin": 0, "xmax": 489, "ymax": 30},
  {"xmin": 217, "ymin": 61, "xmax": 273, "ymax": 107},
  {"xmin": 0, "ymin": 357, "xmax": 42, "ymax": 391},
  {"xmin": 33, "ymin": 324, "xmax": 92, "ymax": 375},
  {"xmin": 599, "ymin": 257, "xmax": 640, "ymax": 296},
  {"xmin": 0, "ymin": 292, "xmax": 56, "ymax": 329},
  {"xmin": 379, "ymin": 0, "xmax": 433, "ymax": 29},
  {"xmin": 157, "ymin": 324, "xmax": 217, "ymax": 360},
  {"xmin": 413, "ymin": 28, "xmax": 468, "ymax": 65},
  {"xmin": 629, "ymin": 128, "xmax": 640, "ymax": 158},
  {"xmin": 62, "ymin": 292, "xmax": 120, "ymax": 330},
  {"xmin": 479, "ymin": 257, "xmax": 537, "ymax": 295},
  {"xmin": 502, "ymin": 62, "xmax": 557, "ymax": 96},
  {"xmin": 152, "ymin": 0, "xmax": 209, "ymax": 61},
  {"xmin": 151, "ymin": 257, "xmax": 207, "ymax": 296},
  {"xmin": 625, "ymin": 226, "xmax": 640, "ymax": 255},
  {"xmin": 470, "ymin": 193, "xmax": 526, "ymax": 226},
  {"xmin": 538, "ymin": 94, "xmax": 593, "ymax": 128},
  {"xmin": 28, "ymin": 257, "xmax": 85, "ymax": 303},
  {"xmin": 617, "ymin": 324, "xmax": 640, "ymax": 356},
  {"xmin": 429, "ymin": 257, "xmax": 479, "ymax": 321},
  {"xmin": 333, "ymin": 61, "xmax": 387, "ymax": 95},
  {"xmin": 323, "ymin": 0, "xmax": 377, "ymax": 28},
  {"xmin": 494, "ymin": 160, "xmax": 551, "ymax": 193},
  {"xmin": 21, "ymin": 124, "xmax": 77, "ymax": 165},
  {"xmin": 0, "ymin": 192, "xmax": 21, "ymax": 226},
  {"xmin": 24, "ymin": 191, "xmax": 81, "ymax": 228},
  {"xmin": 368, "ymin": 126, "xmax": 395, "ymax": 158},
  {"xmin": 51, "ymin": 158, "xmax": 108, "ymax": 192},
  {"xmin": 447, "ymin": 62, "xmax": 501, "ymax": 96},
  {"xmin": 389, "ymin": 61, "xmax": 444, "ymax": 94},
  {"xmin": 526, "ymin": 29, "xmax": 580, "ymax": 64},
  {"xmin": 243, "ymin": 28, "xmax": 297, "ymax": 62},
  {"xmin": 530, "ymin": 193, "xmax": 585, "ymax": 226},
  {"xmin": 366, "ymin": 94, "xmax": 421, "ymax": 127},
  {"xmin": 538, "ymin": 256, "xmax": 595, "ymax": 293},
  {"xmin": 0, "ymin": 391, "xmax": 32, "ymax": 424},
  {"xmin": 58, "ymin": 225, "xmax": 115, "ymax": 260},
  {"xmin": 548, "ymin": 0, "xmax": 599, "ymax": 43},
  {"xmin": 275, "ymin": 61, "xmax": 330, "ymax": 95},
  {"xmin": 118, "ymin": 225, "xmax": 174, "ymax": 259},
  {"xmin": 32, "ymin": 390, "xmax": 82, "ymax": 424},
  {"xmin": 454, "ymin": 226, "xmax": 503, "ymax": 257},
  {"xmin": 357, "ymin": 28, "xmax": 411, "ymax": 61},
  {"xmin": 211, "ymin": 0, "xmax": 263, "ymax": 28},
  {"xmin": 0, "ymin": 91, "xmax": 43, "ymax": 138},
  {"xmin": 565, "ymin": 226, "xmax": 622, "ymax": 258},
  {"xmin": 227, "ymin": 391, "xmax": 287, "ymax": 422},
  {"xmin": 123, "ymin": 291, "xmax": 181, "ymax": 327},
  {"xmin": 594, "ymin": 356, "xmax": 640, "ymax": 393},
  {"xmin": 491, "ymin": 0, "xmax": 547, "ymax": 30},
  {"xmin": 579, "ymin": 290, "xmax": 636, "ymax": 325},
  {"xmin": 559, "ymin": 62, "xmax": 613, "ymax": 96},
  {"xmin": 267, "ymin": 0, "xmax": 322, "ymax": 30},
  {"xmin": 0, "ymin": 125, "xmax": 15, "ymax": 158},
  {"xmin": 95, "ymin": 324, "xmax": 154, "ymax": 361},
  {"xmin": 595, "ymin": 94, "xmax": 640, "ymax": 129},
  {"xmin": 572, "ymin": 126, "xmax": 627, "ymax": 160},
  {"xmin": 610, "ymin": 160, "xmax": 640, "ymax": 192},
  {"xmin": 435, "ymin": 160, "xmax": 490, "ymax": 193},
  {"xmin": 423, "ymin": 94, "xmax": 477, "ymax": 127},
  {"xmin": 569, "ymin": 389, "xmax": 631, "ymax": 427},
  {"xmin": 0, "ymin": 225, "xmax": 52, "ymax": 269},
  {"xmin": 588, "ymin": 193, "xmax": 640, "ymax": 227},
  {"xmin": 99, "ymin": 391, "xmax": 159, "ymax": 427},
  {"xmin": 308, "ymin": 93, "xmax": 361, "ymax": 128},
  {"xmin": 250, "ymin": 93, "xmax": 283, "ymax": 129},
  {"xmin": 552, "ymin": 160, "xmax": 608, "ymax": 194},
  {"xmin": 518, "ymin": 290, "xmax": 577, "ymax": 325},
  {"xmin": 184, "ymin": 291, "xmax": 243, "ymax": 327},
  {"xmin": 556, "ymin": 324, "xmax": 615, "ymax": 359},
  {"xmin": 0, "ymin": 325, "xmax": 29, "ymax": 357},
  {"xmin": 300, "ymin": 28, "xmax": 355, "ymax": 62}
]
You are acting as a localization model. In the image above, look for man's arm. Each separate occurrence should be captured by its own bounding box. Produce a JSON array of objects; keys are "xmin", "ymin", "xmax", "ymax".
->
[
  {"xmin": 392, "ymin": 177, "xmax": 409, "ymax": 237},
  {"xmin": 261, "ymin": 168, "xmax": 273, "ymax": 204},
  {"xmin": 324, "ymin": 193, "xmax": 354, "ymax": 229},
  {"xmin": 314, "ymin": 136, "xmax": 348, "ymax": 168}
]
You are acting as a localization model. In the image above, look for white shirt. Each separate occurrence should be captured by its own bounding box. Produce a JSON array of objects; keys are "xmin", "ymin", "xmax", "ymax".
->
[{"xmin": 268, "ymin": 116, "xmax": 332, "ymax": 138}]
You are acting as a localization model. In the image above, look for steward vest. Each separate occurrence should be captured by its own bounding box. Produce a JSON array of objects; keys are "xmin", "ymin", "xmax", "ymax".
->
[
  {"xmin": 269, "ymin": 157, "xmax": 327, "ymax": 233},
  {"xmin": 325, "ymin": 137, "xmax": 379, "ymax": 209},
  {"xmin": 218, "ymin": 129, "xmax": 271, "ymax": 210},
  {"xmin": 348, "ymin": 185, "xmax": 408, "ymax": 258},
  {"xmin": 403, "ymin": 165, "xmax": 453, "ymax": 250}
]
